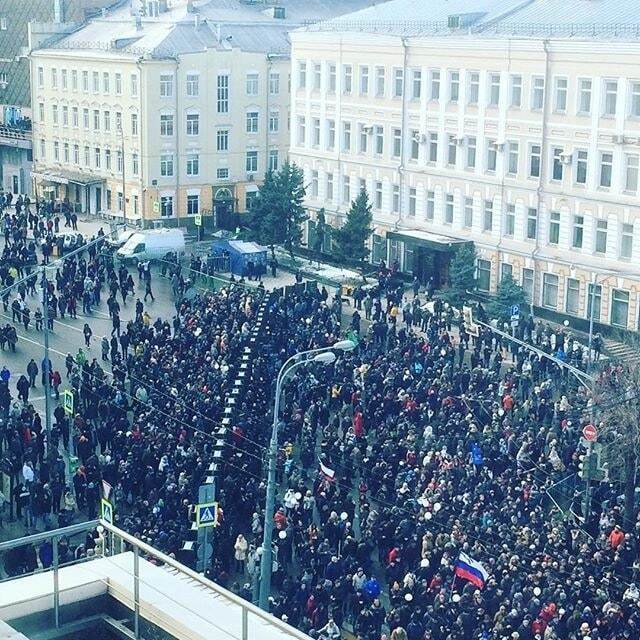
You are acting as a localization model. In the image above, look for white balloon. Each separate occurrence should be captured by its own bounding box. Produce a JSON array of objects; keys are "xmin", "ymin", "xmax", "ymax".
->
[
  {"xmin": 278, "ymin": 530, "xmax": 287, "ymax": 539},
  {"xmin": 433, "ymin": 502, "xmax": 442, "ymax": 512}
]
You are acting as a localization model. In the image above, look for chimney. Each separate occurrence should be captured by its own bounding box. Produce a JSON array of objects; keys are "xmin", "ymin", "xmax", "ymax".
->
[{"xmin": 53, "ymin": 0, "xmax": 62, "ymax": 23}]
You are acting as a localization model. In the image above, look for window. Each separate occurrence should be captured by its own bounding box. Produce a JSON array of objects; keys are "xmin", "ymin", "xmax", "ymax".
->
[
  {"xmin": 84, "ymin": 146, "xmax": 90, "ymax": 166},
  {"xmin": 529, "ymin": 144, "xmax": 541, "ymax": 178},
  {"xmin": 620, "ymin": 223, "xmax": 634, "ymax": 259},
  {"xmin": 427, "ymin": 132, "xmax": 437, "ymax": 162},
  {"xmin": 328, "ymin": 63, "xmax": 336, "ymax": 93},
  {"xmin": 217, "ymin": 129, "xmax": 229, "ymax": 152},
  {"xmin": 246, "ymin": 111, "xmax": 258, "ymax": 134},
  {"xmin": 393, "ymin": 68, "xmax": 404, "ymax": 97},
  {"xmin": 575, "ymin": 150, "xmax": 588, "ymax": 184},
  {"xmin": 217, "ymin": 75, "xmax": 229, "ymax": 113},
  {"xmin": 61, "ymin": 69, "xmax": 68, "ymax": 90},
  {"xmin": 245, "ymin": 190, "xmax": 258, "ymax": 211},
  {"xmin": 603, "ymin": 80, "xmax": 617, "ymax": 115},
  {"xmin": 186, "ymin": 153, "xmax": 199, "ymax": 176},
  {"xmin": 507, "ymin": 142, "xmax": 519, "ymax": 175},
  {"xmin": 554, "ymin": 77, "xmax": 567, "ymax": 112},
  {"xmin": 342, "ymin": 122, "xmax": 351, "ymax": 151},
  {"xmin": 82, "ymin": 108, "xmax": 89, "ymax": 129},
  {"xmin": 390, "ymin": 128, "xmax": 401, "ymax": 158},
  {"xmin": 343, "ymin": 64, "xmax": 352, "ymax": 94},
  {"xmin": 131, "ymin": 73, "xmax": 138, "ymax": 97},
  {"xmin": 117, "ymin": 191, "xmax": 123, "ymax": 212},
  {"xmin": 342, "ymin": 175, "xmax": 350, "ymax": 204},
  {"xmin": 464, "ymin": 197, "xmax": 473, "ymax": 228},
  {"xmin": 375, "ymin": 67, "xmax": 385, "ymax": 97},
  {"xmin": 269, "ymin": 111, "xmax": 280, "ymax": 134},
  {"xmin": 630, "ymin": 82, "xmax": 640, "ymax": 117},
  {"xmin": 94, "ymin": 147, "xmax": 100, "ymax": 168},
  {"xmin": 531, "ymin": 76, "xmax": 544, "ymax": 109},
  {"xmin": 552, "ymin": 147, "xmax": 563, "ymax": 181},
  {"xmin": 510, "ymin": 75, "xmax": 522, "ymax": 107},
  {"xmin": 116, "ymin": 150, "xmax": 123, "ymax": 173},
  {"xmin": 374, "ymin": 125, "xmax": 384, "ymax": 154},
  {"xmin": 625, "ymin": 154, "xmax": 639, "ymax": 192},
  {"xmin": 186, "ymin": 73, "xmax": 199, "ymax": 97},
  {"xmin": 246, "ymin": 150, "xmax": 258, "ymax": 173},
  {"xmin": 542, "ymin": 273, "xmax": 559, "ymax": 309},
  {"xmin": 63, "ymin": 143, "xmax": 69, "ymax": 163},
  {"xmin": 501, "ymin": 263, "xmax": 513, "ymax": 282},
  {"xmin": 326, "ymin": 119, "xmax": 335, "ymax": 149},
  {"xmin": 159, "ymin": 74, "xmax": 173, "ymax": 97},
  {"xmin": 505, "ymin": 203, "xmax": 515, "ymax": 236},
  {"xmin": 71, "ymin": 106, "xmax": 78, "ymax": 127},
  {"xmin": 526, "ymin": 208, "xmax": 538, "ymax": 240},
  {"xmin": 217, "ymin": 168, "xmax": 229, "ymax": 180},
  {"xmin": 38, "ymin": 102, "xmax": 45, "ymax": 122},
  {"xmin": 312, "ymin": 118, "xmax": 320, "ymax": 147},
  {"xmin": 103, "ymin": 110, "xmax": 111, "ymax": 132},
  {"xmin": 360, "ymin": 66, "xmax": 369, "ymax": 95},
  {"xmin": 548, "ymin": 211, "xmax": 560, "ymax": 244},
  {"xmin": 489, "ymin": 73, "xmax": 500, "ymax": 106},
  {"xmin": 53, "ymin": 141, "xmax": 60, "ymax": 161},
  {"xmin": 52, "ymin": 104, "xmax": 58, "ymax": 125},
  {"xmin": 578, "ymin": 79, "xmax": 591, "ymax": 114},
  {"xmin": 93, "ymin": 109, "xmax": 99, "ymax": 130},
  {"xmin": 467, "ymin": 136, "xmax": 476, "ymax": 168},
  {"xmin": 37, "ymin": 67, "xmax": 44, "ymax": 88},
  {"xmin": 187, "ymin": 194, "xmax": 199, "ymax": 215},
  {"xmin": 62, "ymin": 106, "xmax": 69, "ymax": 126},
  {"xmin": 595, "ymin": 219, "xmax": 608, "ymax": 253},
  {"xmin": 115, "ymin": 72, "xmax": 122, "ymax": 95},
  {"xmin": 160, "ymin": 114, "xmax": 174, "ymax": 136},
  {"xmin": 186, "ymin": 113, "xmax": 199, "ymax": 136},
  {"xmin": 483, "ymin": 200, "xmax": 493, "ymax": 231},
  {"xmin": 600, "ymin": 152, "xmax": 613, "ymax": 187},
  {"xmin": 468, "ymin": 72, "xmax": 479, "ymax": 104},
  {"xmin": 412, "ymin": 69, "xmax": 422, "ymax": 99},
  {"xmin": 487, "ymin": 141, "xmax": 497, "ymax": 172},
  {"xmin": 298, "ymin": 62, "xmax": 307, "ymax": 89},
  {"xmin": 587, "ymin": 283, "xmax": 602, "ymax": 321},
  {"xmin": 71, "ymin": 69, "xmax": 78, "ymax": 90},
  {"xmin": 73, "ymin": 144, "xmax": 79, "ymax": 164},
  {"xmin": 449, "ymin": 71, "xmax": 459, "ymax": 102},
  {"xmin": 160, "ymin": 154, "xmax": 174, "ymax": 176},
  {"xmin": 0, "ymin": 17, "xmax": 6, "ymax": 30},
  {"xmin": 409, "ymin": 188, "xmax": 417, "ymax": 217},
  {"xmin": 477, "ymin": 259, "xmax": 491, "ymax": 291},
  {"xmin": 374, "ymin": 181, "xmax": 382, "ymax": 209},
  {"xmin": 522, "ymin": 268, "xmax": 534, "ymax": 302},
  {"xmin": 358, "ymin": 124, "xmax": 368, "ymax": 153},
  {"xmin": 409, "ymin": 131, "xmax": 419, "ymax": 161},
  {"xmin": 92, "ymin": 71, "xmax": 99, "ymax": 92},
  {"xmin": 295, "ymin": 116, "xmax": 305, "ymax": 145},
  {"xmin": 132, "ymin": 153, "xmax": 139, "ymax": 176},
  {"xmin": 572, "ymin": 215, "xmax": 584, "ymax": 248},
  {"xmin": 269, "ymin": 149, "xmax": 279, "ymax": 172},
  {"xmin": 392, "ymin": 185, "xmax": 400, "ymax": 213},
  {"xmin": 611, "ymin": 289, "xmax": 629, "ymax": 327},
  {"xmin": 566, "ymin": 278, "xmax": 580, "ymax": 314},
  {"xmin": 51, "ymin": 68, "xmax": 57, "ymax": 88},
  {"xmin": 326, "ymin": 173, "xmax": 334, "ymax": 201},
  {"xmin": 265, "ymin": 72, "xmax": 279, "ymax": 97},
  {"xmin": 246, "ymin": 72, "xmax": 259, "ymax": 96},
  {"xmin": 445, "ymin": 194, "xmax": 454, "ymax": 223},
  {"xmin": 426, "ymin": 191, "xmax": 435, "ymax": 220},
  {"xmin": 430, "ymin": 70, "xmax": 440, "ymax": 100},
  {"xmin": 160, "ymin": 195, "xmax": 173, "ymax": 217},
  {"xmin": 102, "ymin": 72, "xmax": 109, "ymax": 93},
  {"xmin": 447, "ymin": 135, "xmax": 457, "ymax": 166}
]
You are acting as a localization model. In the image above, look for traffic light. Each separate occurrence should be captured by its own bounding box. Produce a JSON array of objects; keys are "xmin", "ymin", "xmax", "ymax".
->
[{"xmin": 578, "ymin": 451, "xmax": 595, "ymax": 480}]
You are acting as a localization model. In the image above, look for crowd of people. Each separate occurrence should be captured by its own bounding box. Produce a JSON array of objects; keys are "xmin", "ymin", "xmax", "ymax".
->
[{"xmin": 0, "ymin": 194, "xmax": 638, "ymax": 640}]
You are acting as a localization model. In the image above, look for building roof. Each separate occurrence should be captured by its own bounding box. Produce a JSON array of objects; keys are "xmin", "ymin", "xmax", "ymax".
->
[
  {"xmin": 38, "ymin": 0, "xmax": 380, "ymax": 58},
  {"xmin": 307, "ymin": 0, "xmax": 640, "ymax": 40}
]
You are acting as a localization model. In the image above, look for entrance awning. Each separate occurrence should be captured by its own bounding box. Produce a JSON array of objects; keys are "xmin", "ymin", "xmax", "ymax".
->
[
  {"xmin": 387, "ymin": 229, "xmax": 471, "ymax": 253},
  {"xmin": 32, "ymin": 170, "xmax": 104, "ymax": 186}
]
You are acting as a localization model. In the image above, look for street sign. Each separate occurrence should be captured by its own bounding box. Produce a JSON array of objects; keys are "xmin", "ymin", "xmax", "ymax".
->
[
  {"xmin": 62, "ymin": 389, "xmax": 74, "ymax": 416},
  {"xmin": 510, "ymin": 304, "xmax": 520, "ymax": 317},
  {"xmin": 197, "ymin": 542, "xmax": 213, "ymax": 562},
  {"xmin": 196, "ymin": 501, "xmax": 218, "ymax": 528},
  {"xmin": 194, "ymin": 213, "xmax": 202, "ymax": 227},
  {"xmin": 101, "ymin": 498, "xmax": 114, "ymax": 525},
  {"xmin": 583, "ymin": 424, "xmax": 598, "ymax": 442},
  {"xmin": 153, "ymin": 201, "xmax": 160, "ymax": 214}
]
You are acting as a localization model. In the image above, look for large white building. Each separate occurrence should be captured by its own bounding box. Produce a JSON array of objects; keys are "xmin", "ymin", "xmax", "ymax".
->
[
  {"xmin": 290, "ymin": 0, "xmax": 640, "ymax": 332},
  {"xmin": 30, "ymin": 0, "xmax": 375, "ymax": 228}
]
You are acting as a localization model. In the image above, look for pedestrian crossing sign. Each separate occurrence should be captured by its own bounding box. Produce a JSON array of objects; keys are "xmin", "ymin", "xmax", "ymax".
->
[
  {"xmin": 62, "ymin": 389, "xmax": 74, "ymax": 416},
  {"xmin": 101, "ymin": 498, "xmax": 114, "ymax": 525},
  {"xmin": 196, "ymin": 501, "xmax": 218, "ymax": 528}
]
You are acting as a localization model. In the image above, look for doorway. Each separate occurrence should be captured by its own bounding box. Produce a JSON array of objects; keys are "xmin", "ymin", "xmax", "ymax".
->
[{"xmin": 95, "ymin": 187, "xmax": 102, "ymax": 214}]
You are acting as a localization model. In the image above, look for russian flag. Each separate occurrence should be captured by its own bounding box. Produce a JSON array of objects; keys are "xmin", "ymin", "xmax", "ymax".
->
[
  {"xmin": 319, "ymin": 459, "xmax": 336, "ymax": 481},
  {"xmin": 454, "ymin": 552, "xmax": 489, "ymax": 589}
]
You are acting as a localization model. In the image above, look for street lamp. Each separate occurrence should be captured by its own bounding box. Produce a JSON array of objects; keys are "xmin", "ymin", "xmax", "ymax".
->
[
  {"xmin": 258, "ymin": 339, "xmax": 355, "ymax": 610},
  {"xmin": 117, "ymin": 125, "xmax": 126, "ymax": 227}
]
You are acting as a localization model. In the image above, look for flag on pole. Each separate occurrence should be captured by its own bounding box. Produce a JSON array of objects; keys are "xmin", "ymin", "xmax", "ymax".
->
[
  {"xmin": 319, "ymin": 459, "xmax": 336, "ymax": 482},
  {"xmin": 101, "ymin": 479, "xmax": 113, "ymax": 501},
  {"xmin": 454, "ymin": 552, "xmax": 489, "ymax": 589}
]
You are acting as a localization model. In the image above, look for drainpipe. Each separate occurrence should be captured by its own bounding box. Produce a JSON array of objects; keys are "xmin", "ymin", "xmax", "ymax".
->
[
  {"xmin": 531, "ymin": 39, "xmax": 551, "ymax": 323},
  {"xmin": 266, "ymin": 54, "xmax": 272, "ymax": 172},
  {"xmin": 137, "ymin": 57, "xmax": 145, "ymax": 225},
  {"xmin": 174, "ymin": 56, "xmax": 180, "ymax": 226},
  {"xmin": 394, "ymin": 36, "xmax": 408, "ymax": 233}
]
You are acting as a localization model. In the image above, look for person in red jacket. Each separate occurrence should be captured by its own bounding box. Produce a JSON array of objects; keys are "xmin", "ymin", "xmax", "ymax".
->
[{"xmin": 609, "ymin": 524, "xmax": 625, "ymax": 549}]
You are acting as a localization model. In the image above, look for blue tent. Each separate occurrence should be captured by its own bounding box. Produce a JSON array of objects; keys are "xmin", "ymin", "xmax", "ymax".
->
[{"xmin": 211, "ymin": 239, "xmax": 268, "ymax": 276}]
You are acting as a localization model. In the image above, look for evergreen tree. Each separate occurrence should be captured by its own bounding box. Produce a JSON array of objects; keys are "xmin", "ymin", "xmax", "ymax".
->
[
  {"xmin": 441, "ymin": 243, "xmax": 477, "ymax": 305},
  {"xmin": 313, "ymin": 208, "xmax": 328, "ymax": 265},
  {"xmin": 333, "ymin": 189, "xmax": 373, "ymax": 266},
  {"xmin": 487, "ymin": 274, "xmax": 527, "ymax": 322},
  {"xmin": 246, "ymin": 162, "xmax": 307, "ymax": 257}
]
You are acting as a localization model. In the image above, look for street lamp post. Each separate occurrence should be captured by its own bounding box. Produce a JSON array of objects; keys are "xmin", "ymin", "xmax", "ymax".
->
[
  {"xmin": 258, "ymin": 340, "xmax": 355, "ymax": 611},
  {"xmin": 117, "ymin": 125, "xmax": 126, "ymax": 227}
]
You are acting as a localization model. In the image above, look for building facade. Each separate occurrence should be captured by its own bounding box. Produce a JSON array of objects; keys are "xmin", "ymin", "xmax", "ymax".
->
[
  {"xmin": 30, "ymin": 0, "xmax": 376, "ymax": 227},
  {"xmin": 290, "ymin": 2, "xmax": 640, "ymax": 331}
]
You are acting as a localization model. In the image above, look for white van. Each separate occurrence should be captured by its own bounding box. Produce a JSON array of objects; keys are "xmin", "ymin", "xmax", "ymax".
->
[{"xmin": 116, "ymin": 228, "xmax": 185, "ymax": 263}]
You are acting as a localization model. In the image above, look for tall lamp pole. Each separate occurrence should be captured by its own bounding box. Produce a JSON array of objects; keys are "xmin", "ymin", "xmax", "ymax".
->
[
  {"xmin": 118, "ymin": 125, "xmax": 126, "ymax": 227},
  {"xmin": 41, "ymin": 267, "xmax": 52, "ymax": 451},
  {"xmin": 258, "ymin": 340, "xmax": 355, "ymax": 611}
]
